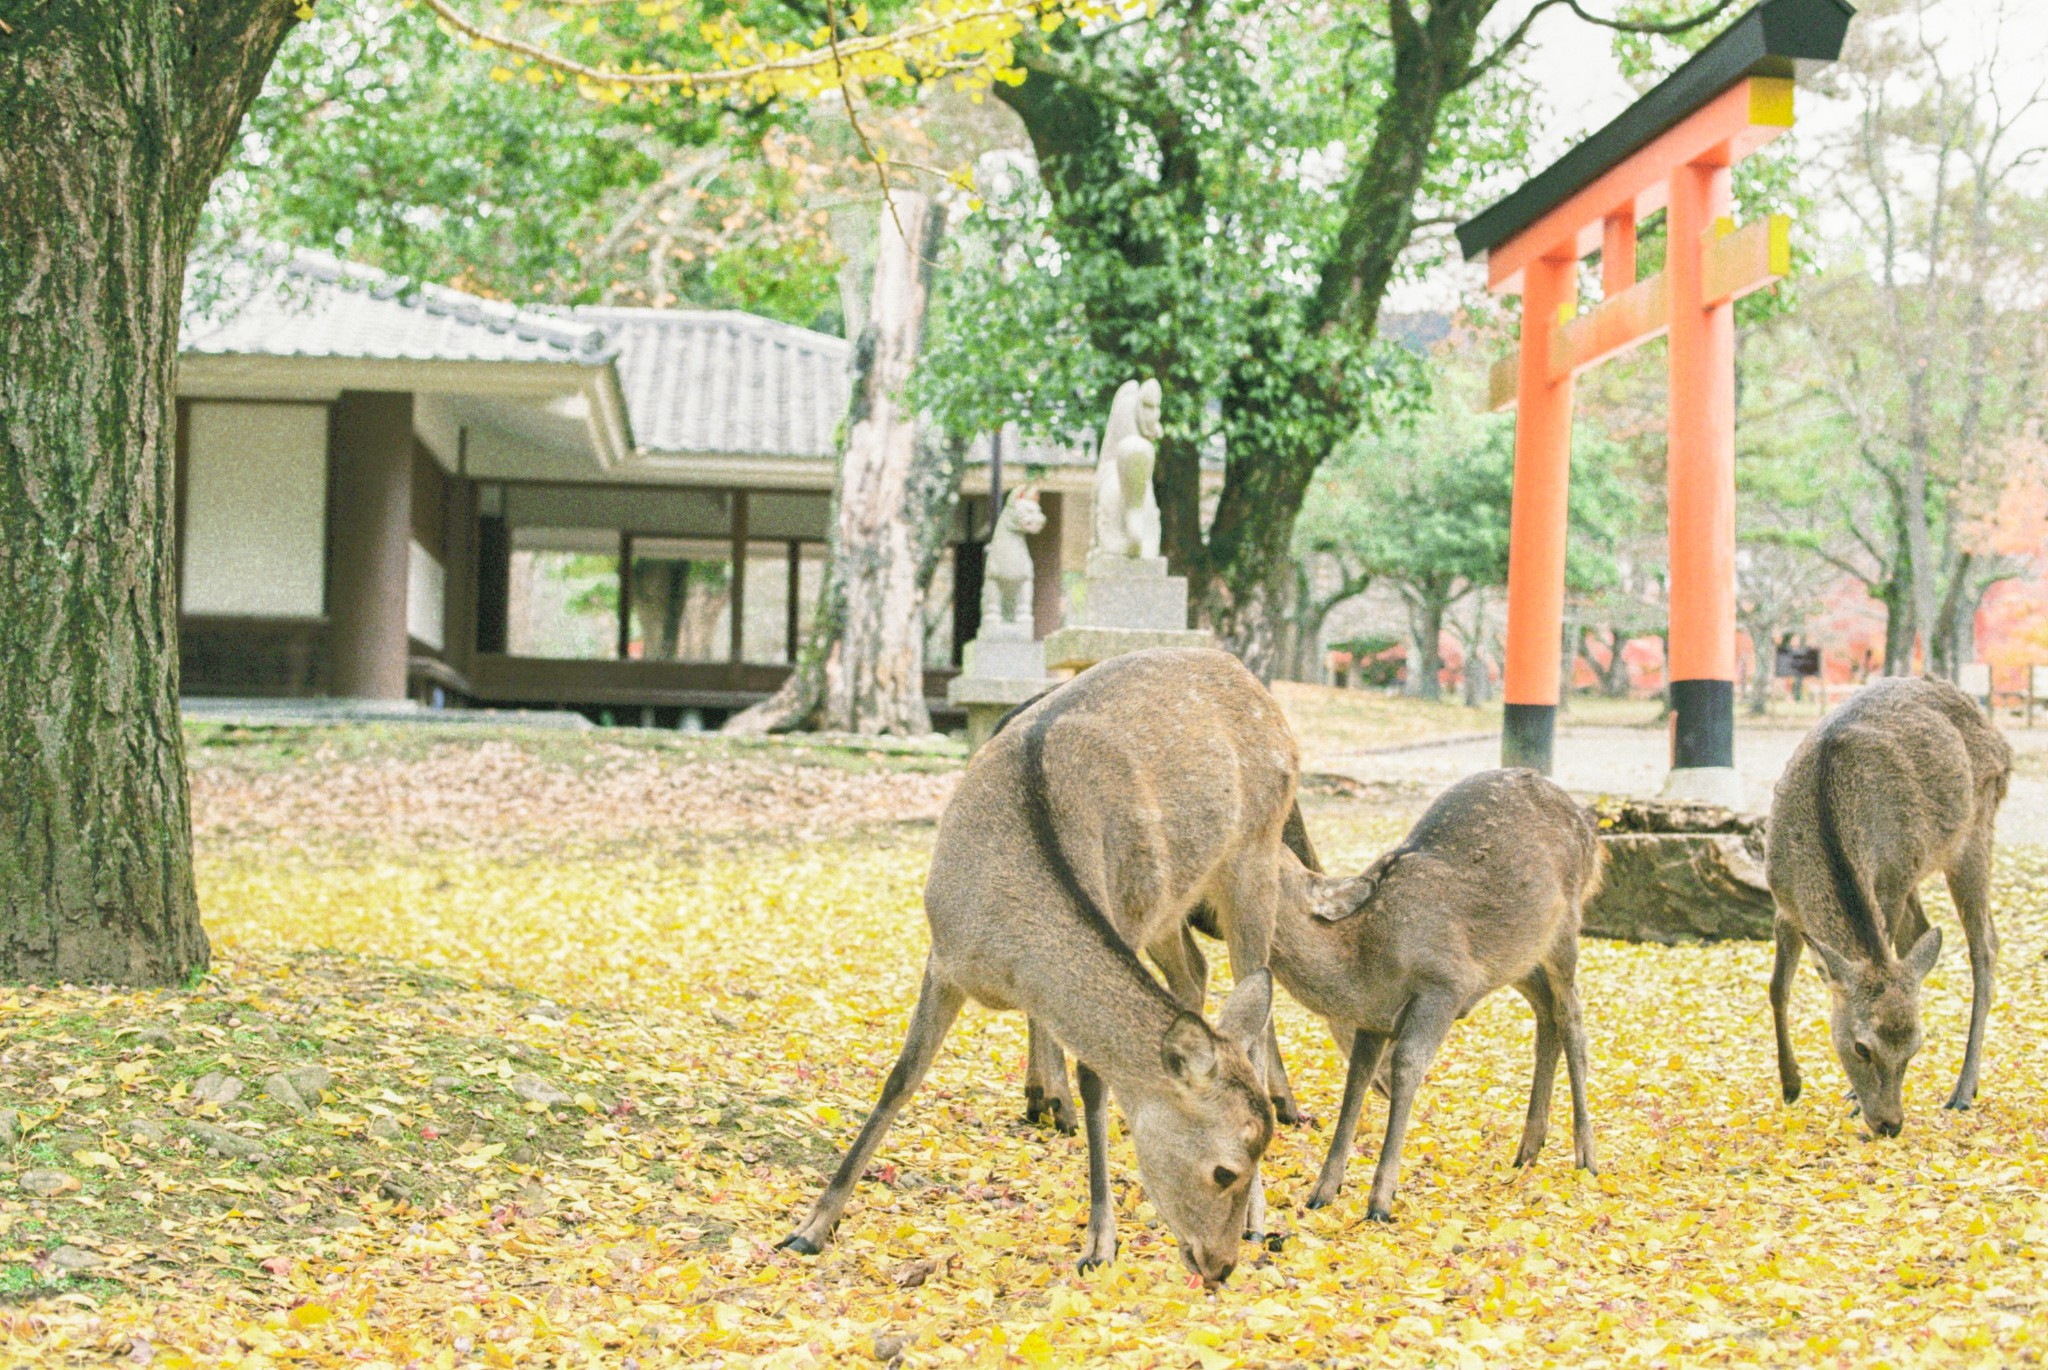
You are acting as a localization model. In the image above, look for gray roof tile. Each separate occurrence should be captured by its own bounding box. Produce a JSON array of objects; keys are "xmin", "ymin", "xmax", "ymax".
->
[{"xmin": 182, "ymin": 248, "xmax": 616, "ymax": 367}]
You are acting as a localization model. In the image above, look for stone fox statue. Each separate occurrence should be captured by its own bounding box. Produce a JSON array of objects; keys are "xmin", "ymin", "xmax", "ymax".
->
[
  {"xmin": 1091, "ymin": 378, "xmax": 1163, "ymax": 560},
  {"xmin": 981, "ymin": 486, "xmax": 1044, "ymax": 632},
  {"xmin": 1278, "ymin": 768, "xmax": 1603, "ymax": 1221},
  {"xmin": 1767, "ymin": 676, "xmax": 2009, "ymax": 1136},
  {"xmin": 782, "ymin": 649, "xmax": 1304, "ymax": 1285}
]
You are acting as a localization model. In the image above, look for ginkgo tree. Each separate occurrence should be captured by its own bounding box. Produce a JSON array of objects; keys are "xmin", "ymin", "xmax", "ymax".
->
[{"xmin": 0, "ymin": 0, "xmax": 1093, "ymax": 986}]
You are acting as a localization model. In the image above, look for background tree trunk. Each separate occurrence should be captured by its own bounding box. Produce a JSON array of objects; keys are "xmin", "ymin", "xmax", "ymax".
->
[
  {"xmin": 726, "ymin": 193, "xmax": 959, "ymax": 736},
  {"xmin": 1, "ymin": 2, "xmax": 295, "ymax": 984}
]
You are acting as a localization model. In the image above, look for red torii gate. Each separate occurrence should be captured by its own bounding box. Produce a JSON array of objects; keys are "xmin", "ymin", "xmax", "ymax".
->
[{"xmin": 1456, "ymin": 0, "xmax": 1851, "ymax": 806}]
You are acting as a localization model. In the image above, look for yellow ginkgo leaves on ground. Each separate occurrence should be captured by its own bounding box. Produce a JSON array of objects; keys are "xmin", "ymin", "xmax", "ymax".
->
[{"xmin": 3, "ymin": 725, "xmax": 2046, "ymax": 1366}]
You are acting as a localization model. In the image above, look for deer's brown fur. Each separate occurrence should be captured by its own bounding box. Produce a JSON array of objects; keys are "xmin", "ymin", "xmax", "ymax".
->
[
  {"xmin": 1767, "ymin": 677, "xmax": 2009, "ymax": 1134},
  {"xmin": 780, "ymin": 648, "xmax": 1301, "ymax": 1283},
  {"xmin": 1276, "ymin": 768, "xmax": 1603, "ymax": 1220}
]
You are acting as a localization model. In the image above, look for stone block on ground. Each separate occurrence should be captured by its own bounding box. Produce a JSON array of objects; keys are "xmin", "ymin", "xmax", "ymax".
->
[
  {"xmin": 1085, "ymin": 552, "xmax": 1170, "ymax": 579},
  {"xmin": 960, "ymin": 636, "xmax": 1047, "ymax": 681},
  {"xmin": 1582, "ymin": 798, "xmax": 1773, "ymax": 943},
  {"xmin": 1069, "ymin": 573, "xmax": 1188, "ymax": 629},
  {"xmin": 1043, "ymin": 625, "xmax": 1213, "ymax": 672}
]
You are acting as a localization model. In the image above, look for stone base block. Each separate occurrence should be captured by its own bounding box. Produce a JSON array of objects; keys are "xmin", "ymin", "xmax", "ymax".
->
[
  {"xmin": 946, "ymin": 673, "xmax": 1052, "ymax": 708},
  {"xmin": 963, "ymin": 636, "xmax": 1047, "ymax": 680},
  {"xmin": 1072, "ymin": 573, "xmax": 1188, "ymax": 630},
  {"xmin": 1581, "ymin": 798, "xmax": 1772, "ymax": 943},
  {"xmin": 1043, "ymin": 625, "xmax": 1213, "ymax": 672},
  {"xmin": 1661, "ymin": 764, "xmax": 1746, "ymax": 811},
  {"xmin": 1086, "ymin": 552, "xmax": 1171, "ymax": 580}
]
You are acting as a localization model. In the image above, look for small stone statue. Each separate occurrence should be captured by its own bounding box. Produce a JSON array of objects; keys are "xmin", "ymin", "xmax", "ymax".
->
[
  {"xmin": 1090, "ymin": 378, "xmax": 1163, "ymax": 560},
  {"xmin": 981, "ymin": 486, "xmax": 1045, "ymax": 637}
]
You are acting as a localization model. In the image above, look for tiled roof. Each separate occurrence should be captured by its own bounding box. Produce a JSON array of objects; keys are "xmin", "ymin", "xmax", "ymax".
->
[
  {"xmin": 182, "ymin": 248, "xmax": 616, "ymax": 367},
  {"xmin": 570, "ymin": 308, "xmax": 852, "ymax": 459}
]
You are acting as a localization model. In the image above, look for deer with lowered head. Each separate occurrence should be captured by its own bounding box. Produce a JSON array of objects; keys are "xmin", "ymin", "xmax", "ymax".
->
[
  {"xmin": 780, "ymin": 648, "xmax": 1307, "ymax": 1284},
  {"xmin": 1276, "ymin": 767, "xmax": 1603, "ymax": 1220},
  {"xmin": 1767, "ymin": 677, "xmax": 2009, "ymax": 1136}
]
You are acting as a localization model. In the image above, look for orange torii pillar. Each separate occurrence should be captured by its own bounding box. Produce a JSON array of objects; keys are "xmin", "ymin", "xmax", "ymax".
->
[{"xmin": 1455, "ymin": 0, "xmax": 1849, "ymax": 802}]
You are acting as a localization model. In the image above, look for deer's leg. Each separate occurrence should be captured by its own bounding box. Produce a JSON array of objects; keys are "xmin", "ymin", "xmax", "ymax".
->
[
  {"xmin": 1544, "ymin": 949, "xmax": 1597, "ymax": 1173},
  {"xmin": 1944, "ymin": 837, "xmax": 1999, "ymax": 1111},
  {"xmin": 1894, "ymin": 889, "xmax": 1932, "ymax": 959},
  {"xmin": 1364, "ymin": 994, "xmax": 1458, "ymax": 1222},
  {"xmin": 1216, "ymin": 863, "xmax": 1280, "ymax": 1247},
  {"xmin": 1306, "ymin": 1027, "xmax": 1389, "ymax": 1209},
  {"xmin": 781, "ymin": 963, "xmax": 965, "ymax": 1255},
  {"xmin": 1512, "ymin": 972, "xmax": 1561, "ymax": 1167},
  {"xmin": 1075, "ymin": 1063, "xmax": 1118, "ymax": 1271},
  {"xmin": 1264, "ymin": 1018, "xmax": 1304, "ymax": 1127},
  {"xmin": 1024, "ymin": 1019, "xmax": 1077, "ymax": 1134},
  {"xmin": 1769, "ymin": 911, "xmax": 1804, "ymax": 1105}
]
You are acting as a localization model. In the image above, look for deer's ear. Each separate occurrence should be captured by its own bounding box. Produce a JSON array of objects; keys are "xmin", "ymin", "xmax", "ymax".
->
[
  {"xmin": 1902, "ymin": 925, "xmax": 1943, "ymax": 984},
  {"xmin": 1309, "ymin": 872, "xmax": 1376, "ymax": 923},
  {"xmin": 1807, "ymin": 935, "xmax": 1855, "ymax": 986},
  {"xmin": 1160, "ymin": 1014, "xmax": 1219, "ymax": 1088},
  {"xmin": 1215, "ymin": 969, "xmax": 1272, "ymax": 1054}
]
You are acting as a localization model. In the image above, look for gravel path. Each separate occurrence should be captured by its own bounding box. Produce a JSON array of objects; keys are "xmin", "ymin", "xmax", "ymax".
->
[{"xmin": 1322, "ymin": 720, "xmax": 2048, "ymax": 843}]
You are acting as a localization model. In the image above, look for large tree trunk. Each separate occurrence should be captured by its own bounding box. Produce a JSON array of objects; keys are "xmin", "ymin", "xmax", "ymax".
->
[
  {"xmin": 725, "ymin": 193, "xmax": 959, "ymax": 736},
  {"xmin": 1402, "ymin": 587, "xmax": 1451, "ymax": 702},
  {"xmin": 1, "ymin": 3, "xmax": 295, "ymax": 984}
]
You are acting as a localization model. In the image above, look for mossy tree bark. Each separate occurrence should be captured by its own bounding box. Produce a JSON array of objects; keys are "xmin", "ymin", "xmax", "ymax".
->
[
  {"xmin": 0, "ymin": 2, "xmax": 297, "ymax": 983},
  {"xmin": 726, "ymin": 193, "xmax": 962, "ymax": 736}
]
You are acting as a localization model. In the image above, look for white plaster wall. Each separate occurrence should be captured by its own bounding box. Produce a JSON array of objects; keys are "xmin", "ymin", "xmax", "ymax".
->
[
  {"xmin": 407, "ymin": 539, "xmax": 447, "ymax": 651},
  {"xmin": 181, "ymin": 403, "xmax": 329, "ymax": 617}
]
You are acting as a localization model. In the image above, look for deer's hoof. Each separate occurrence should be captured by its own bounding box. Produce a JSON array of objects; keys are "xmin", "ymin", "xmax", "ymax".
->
[
  {"xmin": 1076, "ymin": 1246, "xmax": 1117, "ymax": 1274},
  {"xmin": 1263, "ymin": 1231, "xmax": 1288, "ymax": 1253},
  {"xmin": 1272, "ymin": 1096, "xmax": 1304, "ymax": 1127},
  {"xmin": 776, "ymin": 1233, "xmax": 821, "ymax": 1256},
  {"xmin": 1364, "ymin": 1206, "xmax": 1395, "ymax": 1224},
  {"xmin": 1304, "ymin": 1190, "xmax": 1334, "ymax": 1211},
  {"xmin": 1944, "ymin": 1092, "xmax": 1975, "ymax": 1112},
  {"xmin": 1781, "ymin": 1080, "xmax": 1801, "ymax": 1104}
]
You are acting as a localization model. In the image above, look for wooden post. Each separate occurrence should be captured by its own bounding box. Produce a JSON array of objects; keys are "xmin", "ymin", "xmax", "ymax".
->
[
  {"xmin": 327, "ymin": 391, "xmax": 414, "ymax": 700},
  {"xmin": 617, "ymin": 531, "xmax": 634, "ymax": 660},
  {"xmin": 1501, "ymin": 253, "xmax": 1579, "ymax": 774},
  {"xmin": 1662, "ymin": 155, "xmax": 1741, "ymax": 808},
  {"xmin": 786, "ymin": 540, "xmax": 802, "ymax": 664},
  {"xmin": 729, "ymin": 490, "xmax": 748, "ymax": 667}
]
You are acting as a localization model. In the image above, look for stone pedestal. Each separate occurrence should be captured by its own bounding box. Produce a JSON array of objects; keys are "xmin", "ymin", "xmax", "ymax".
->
[
  {"xmin": 947, "ymin": 629, "xmax": 1052, "ymax": 753},
  {"xmin": 1581, "ymin": 798, "xmax": 1774, "ymax": 943},
  {"xmin": 1043, "ymin": 554, "xmax": 1210, "ymax": 671}
]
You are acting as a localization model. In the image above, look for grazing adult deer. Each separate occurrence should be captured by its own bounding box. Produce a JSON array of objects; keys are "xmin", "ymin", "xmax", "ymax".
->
[
  {"xmin": 1767, "ymin": 677, "xmax": 2010, "ymax": 1135},
  {"xmin": 780, "ymin": 648, "xmax": 1300, "ymax": 1283},
  {"xmin": 1023, "ymin": 805, "xmax": 1319, "ymax": 1135},
  {"xmin": 1278, "ymin": 768, "xmax": 1603, "ymax": 1221}
]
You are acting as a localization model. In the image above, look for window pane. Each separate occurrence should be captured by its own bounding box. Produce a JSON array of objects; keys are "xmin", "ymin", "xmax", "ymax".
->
[
  {"xmin": 742, "ymin": 542, "xmax": 792, "ymax": 665},
  {"xmin": 505, "ymin": 527, "xmax": 619, "ymax": 659},
  {"xmin": 629, "ymin": 537, "xmax": 731, "ymax": 663}
]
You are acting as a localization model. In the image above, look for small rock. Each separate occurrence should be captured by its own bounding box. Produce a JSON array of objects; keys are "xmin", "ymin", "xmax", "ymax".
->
[
  {"xmin": 327, "ymin": 1212, "xmax": 365, "ymax": 1231},
  {"xmin": 871, "ymin": 1331, "xmax": 908, "ymax": 1362},
  {"xmin": 0, "ymin": 1107, "xmax": 20, "ymax": 1147},
  {"xmin": 117, "ymin": 1026, "xmax": 177, "ymax": 1052},
  {"xmin": 285, "ymin": 1065, "xmax": 335, "ymax": 1099},
  {"xmin": 507, "ymin": 1074, "xmax": 571, "ymax": 1108},
  {"xmin": 191, "ymin": 1071, "xmax": 244, "ymax": 1106},
  {"xmin": 126, "ymin": 1118, "xmax": 169, "ymax": 1145},
  {"xmin": 264, "ymin": 1073, "xmax": 309, "ymax": 1115},
  {"xmin": 509, "ymin": 1144, "xmax": 538, "ymax": 1164},
  {"xmin": 185, "ymin": 1120, "xmax": 267, "ymax": 1161},
  {"xmin": 367, "ymin": 1115, "xmax": 403, "ymax": 1141},
  {"xmin": 46, "ymin": 1236, "xmax": 99, "ymax": 1269},
  {"xmin": 19, "ymin": 1170, "xmax": 79, "ymax": 1198},
  {"xmin": 431, "ymin": 1076, "xmax": 466, "ymax": 1093},
  {"xmin": 527, "ymin": 1002, "xmax": 570, "ymax": 1023},
  {"xmin": 46, "ymin": 1244, "xmax": 100, "ymax": 1272},
  {"xmin": 377, "ymin": 1175, "xmax": 413, "ymax": 1202}
]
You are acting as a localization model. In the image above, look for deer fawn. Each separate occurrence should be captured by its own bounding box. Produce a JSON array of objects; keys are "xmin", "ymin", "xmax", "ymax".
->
[
  {"xmin": 1767, "ymin": 677, "xmax": 2009, "ymax": 1135},
  {"xmin": 1278, "ymin": 768, "xmax": 1603, "ymax": 1220},
  {"xmin": 780, "ymin": 649, "xmax": 1304, "ymax": 1284}
]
